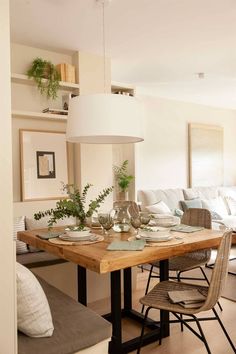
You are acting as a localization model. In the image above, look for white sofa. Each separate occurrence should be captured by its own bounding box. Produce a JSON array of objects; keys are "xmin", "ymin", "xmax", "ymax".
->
[{"xmin": 138, "ymin": 186, "xmax": 236, "ymax": 229}]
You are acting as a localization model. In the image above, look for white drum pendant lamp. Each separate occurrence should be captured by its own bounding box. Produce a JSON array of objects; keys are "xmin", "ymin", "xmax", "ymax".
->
[
  {"xmin": 66, "ymin": 93, "xmax": 144, "ymax": 144},
  {"xmin": 66, "ymin": 0, "xmax": 144, "ymax": 144}
]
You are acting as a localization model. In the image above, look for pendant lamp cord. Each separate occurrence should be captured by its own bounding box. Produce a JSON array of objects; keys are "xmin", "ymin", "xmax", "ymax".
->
[{"xmin": 102, "ymin": 1, "xmax": 106, "ymax": 93}]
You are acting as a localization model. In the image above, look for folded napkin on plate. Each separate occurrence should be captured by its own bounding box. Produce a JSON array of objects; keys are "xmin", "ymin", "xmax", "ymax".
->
[
  {"xmin": 171, "ymin": 224, "xmax": 204, "ymax": 233},
  {"xmin": 107, "ymin": 240, "xmax": 145, "ymax": 251},
  {"xmin": 168, "ymin": 289, "xmax": 206, "ymax": 308},
  {"xmin": 36, "ymin": 231, "xmax": 64, "ymax": 240}
]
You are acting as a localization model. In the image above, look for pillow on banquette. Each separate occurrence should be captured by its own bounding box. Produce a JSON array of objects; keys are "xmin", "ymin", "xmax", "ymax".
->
[
  {"xmin": 14, "ymin": 216, "xmax": 28, "ymax": 255},
  {"xmin": 201, "ymin": 197, "xmax": 228, "ymax": 218},
  {"xmin": 16, "ymin": 262, "xmax": 54, "ymax": 338},
  {"xmin": 145, "ymin": 200, "xmax": 172, "ymax": 215}
]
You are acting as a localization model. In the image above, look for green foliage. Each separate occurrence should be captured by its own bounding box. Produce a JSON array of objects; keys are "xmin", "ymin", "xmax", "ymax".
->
[
  {"xmin": 34, "ymin": 183, "xmax": 113, "ymax": 229},
  {"xmin": 27, "ymin": 57, "xmax": 60, "ymax": 99},
  {"xmin": 113, "ymin": 160, "xmax": 134, "ymax": 192}
]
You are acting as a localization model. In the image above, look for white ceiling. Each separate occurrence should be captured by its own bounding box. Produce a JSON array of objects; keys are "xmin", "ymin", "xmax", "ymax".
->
[{"xmin": 10, "ymin": 0, "xmax": 236, "ymax": 109}]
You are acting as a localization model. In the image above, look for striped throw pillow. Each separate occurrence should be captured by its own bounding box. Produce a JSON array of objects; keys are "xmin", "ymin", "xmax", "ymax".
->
[{"xmin": 14, "ymin": 216, "xmax": 28, "ymax": 254}]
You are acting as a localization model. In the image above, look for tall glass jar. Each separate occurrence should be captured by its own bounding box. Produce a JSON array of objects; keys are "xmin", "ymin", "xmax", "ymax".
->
[{"xmin": 112, "ymin": 205, "xmax": 131, "ymax": 232}]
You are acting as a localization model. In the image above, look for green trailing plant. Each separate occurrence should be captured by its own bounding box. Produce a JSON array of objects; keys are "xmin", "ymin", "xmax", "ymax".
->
[
  {"xmin": 113, "ymin": 160, "xmax": 134, "ymax": 192},
  {"xmin": 34, "ymin": 183, "xmax": 113, "ymax": 229},
  {"xmin": 27, "ymin": 57, "xmax": 60, "ymax": 99}
]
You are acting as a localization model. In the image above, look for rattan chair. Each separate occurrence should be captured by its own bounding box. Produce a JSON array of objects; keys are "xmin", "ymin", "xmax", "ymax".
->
[
  {"xmin": 142, "ymin": 209, "xmax": 216, "ymax": 313},
  {"xmin": 137, "ymin": 230, "xmax": 235, "ymax": 354}
]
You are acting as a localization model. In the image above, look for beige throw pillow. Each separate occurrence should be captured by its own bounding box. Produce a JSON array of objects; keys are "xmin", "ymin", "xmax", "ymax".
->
[
  {"xmin": 14, "ymin": 216, "xmax": 28, "ymax": 255},
  {"xmin": 225, "ymin": 196, "xmax": 236, "ymax": 216},
  {"xmin": 201, "ymin": 197, "xmax": 228, "ymax": 218},
  {"xmin": 16, "ymin": 263, "xmax": 54, "ymax": 337},
  {"xmin": 145, "ymin": 200, "xmax": 172, "ymax": 214}
]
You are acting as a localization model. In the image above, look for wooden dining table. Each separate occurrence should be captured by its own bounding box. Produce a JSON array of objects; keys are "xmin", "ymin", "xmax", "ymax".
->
[{"xmin": 18, "ymin": 227, "xmax": 234, "ymax": 354}]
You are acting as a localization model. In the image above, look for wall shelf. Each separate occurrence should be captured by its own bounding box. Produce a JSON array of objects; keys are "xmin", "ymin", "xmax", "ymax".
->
[
  {"xmin": 11, "ymin": 73, "xmax": 80, "ymax": 91},
  {"xmin": 111, "ymin": 81, "xmax": 135, "ymax": 96},
  {"xmin": 12, "ymin": 110, "xmax": 67, "ymax": 121}
]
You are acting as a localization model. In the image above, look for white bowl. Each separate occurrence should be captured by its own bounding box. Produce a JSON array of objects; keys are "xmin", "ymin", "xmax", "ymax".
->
[
  {"xmin": 65, "ymin": 227, "xmax": 90, "ymax": 238},
  {"xmin": 139, "ymin": 230, "xmax": 170, "ymax": 239}
]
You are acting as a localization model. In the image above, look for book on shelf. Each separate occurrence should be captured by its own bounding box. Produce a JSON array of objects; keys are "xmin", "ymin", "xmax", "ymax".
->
[
  {"xmin": 42, "ymin": 108, "xmax": 68, "ymax": 116},
  {"xmin": 56, "ymin": 63, "xmax": 76, "ymax": 83},
  {"xmin": 56, "ymin": 64, "xmax": 66, "ymax": 81}
]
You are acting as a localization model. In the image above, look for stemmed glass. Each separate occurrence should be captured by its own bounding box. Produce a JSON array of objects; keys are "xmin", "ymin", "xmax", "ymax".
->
[
  {"xmin": 139, "ymin": 212, "xmax": 151, "ymax": 227},
  {"xmin": 98, "ymin": 213, "xmax": 114, "ymax": 236},
  {"xmin": 130, "ymin": 216, "xmax": 142, "ymax": 235}
]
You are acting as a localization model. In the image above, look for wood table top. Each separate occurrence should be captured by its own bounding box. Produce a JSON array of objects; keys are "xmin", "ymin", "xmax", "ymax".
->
[{"xmin": 18, "ymin": 227, "xmax": 235, "ymax": 274}]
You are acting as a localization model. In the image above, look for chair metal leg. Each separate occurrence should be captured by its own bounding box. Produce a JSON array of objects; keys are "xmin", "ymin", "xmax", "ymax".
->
[
  {"xmin": 200, "ymin": 266, "xmax": 223, "ymax": 312},
  {"xmin": 194, "ymin": 316, "xmax": 212, "ymax": 354},
  {"xmin": 137, "ymin": 307, "xmax": 151, "ymax": 354},
  {"xmin": 212, "ymin": 308, "xmax": 236, "ymax": 353},
  {"xmin": 141, "ymin": 265, "xmax": 154, "ymax": 313}
]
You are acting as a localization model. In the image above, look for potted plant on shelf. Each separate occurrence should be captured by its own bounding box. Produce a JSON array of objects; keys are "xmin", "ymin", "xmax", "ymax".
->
[
  {"xmin": 27, "ymin": 57, "xmax": 60, "ymax": 99},
  {"xmin": 34, "ymin": 183, "xmax": 113, "ymax": 230},
  {"xmin": 113, "ymin": 160, "xmax": 134, "ymax": 201}
]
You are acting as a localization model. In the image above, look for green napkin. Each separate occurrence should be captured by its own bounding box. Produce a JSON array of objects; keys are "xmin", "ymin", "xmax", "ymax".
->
[
  {"xmin": 171, "ymin": 224, "xmax": 204, "ymax": 233},
  {"xmin": 107, "ymin": 240, "xmax": 145, "ymax": 251},
  {"xmin": 36, "ymin": 231, "xmax": 64, "ymax": 240}
]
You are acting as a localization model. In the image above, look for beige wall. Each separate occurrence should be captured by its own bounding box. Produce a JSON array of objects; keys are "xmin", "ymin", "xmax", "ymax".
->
[
  {"xmin": 0, "ymin": 1, "xmax": 17, "ymax": 353},
  {"xmin": 11, "ymin": 44, "xmax": 115, "ymax": 303},
  {"xmin": 136, "ymin": 96, "xmax": 236, "ymax": 191}
]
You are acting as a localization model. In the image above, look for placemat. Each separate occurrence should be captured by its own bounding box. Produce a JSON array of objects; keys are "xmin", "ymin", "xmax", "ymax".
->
[
  {"xmin": 49, "ymin": 235, "xmax": 104, "ymax": 246},
  {"xmin": 107, "ymin": 240, "xmax": 145, "ymax": 251},
  {"xmin": 171, "ymin": 225, "xmax": 204, "ymax": 233},
  {"xmin": 128, "ymin": 236, "xmax": 184, "ymax": 247}
]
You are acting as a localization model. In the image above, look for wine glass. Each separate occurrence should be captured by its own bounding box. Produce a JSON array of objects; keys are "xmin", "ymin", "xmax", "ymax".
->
[
  {"xmin": 102, "ymin": 217, "xmax": 114, "ymax": 236},
  {"xmin": 139, "ymin": 212, "xmax": 151, "ymax": 227},
  {"xmin": 130, "ymin": 216, "xmax": 142, "ymax": 235},
  {"xmin": 98, "ymin": 213, "xmax": 113, "ymax": 235}
]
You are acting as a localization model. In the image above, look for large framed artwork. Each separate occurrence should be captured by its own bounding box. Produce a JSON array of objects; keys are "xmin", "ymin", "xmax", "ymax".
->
[
  {"xmin": 20, "ymin": 129, "xmax": 69, "ymax": 201},
  {"xmin": 188, "ymin": 123, "xmax": 224, "ymax": 187}
]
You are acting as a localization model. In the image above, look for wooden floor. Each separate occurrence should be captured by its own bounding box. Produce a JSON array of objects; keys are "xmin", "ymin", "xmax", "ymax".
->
[{"xmin": 89, "ymin": 268, "xmax": 236, "ymax": 354}]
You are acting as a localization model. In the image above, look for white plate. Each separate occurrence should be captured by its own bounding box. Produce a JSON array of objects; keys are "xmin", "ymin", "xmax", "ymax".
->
[
  {"xmin": 137, "ymin": 234, "xmax": 173, "ymax": 242},
  {"xmin": 139, "ymin": 230, "xmax": 170, "ymax": 238},
  {"xmin": 59, "ymin": 234, "xmax": 94, "ymax": 241},
  {"xmin": 65, "ymin": 229, "xmax": 91, "ymax": 238},
  {"xmin": 153, "ymin": 222, "xmax": 178, "ymax": 227}
]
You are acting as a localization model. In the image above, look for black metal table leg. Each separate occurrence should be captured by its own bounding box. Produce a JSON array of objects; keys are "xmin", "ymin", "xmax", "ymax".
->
[
  {"xmin": 123, "ymin": 267, "xmax": 132, "ymax": 311},
  {"xmin": 77, "ymin": 265, "xmax": 87, "ymax": 306},
  {"xmin": 159, "ymin": 259, "xmax": 170, "ymax": 337},
  {"xmin": 109, "ymin": 270, "xmax": 123, "ymax": 354}
]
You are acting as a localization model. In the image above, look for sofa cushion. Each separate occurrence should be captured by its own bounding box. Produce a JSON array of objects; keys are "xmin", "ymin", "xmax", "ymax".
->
[
  {"xmin": 17, "ymin": 252, "xmax": 67, "ymax": 269},
  {"xmin": 225, "ymin": 196, "xmax": 236, "ymax": 216},
  {"xmin": 17, "ymin": 263, "xmax": 54, "ymax": 338},
  {"xmin": 14, "ymin": 216, "xmax": 28, "ymax": 255},
  {"xmin": 145, "ymin": 200, "xmax": 172, "ymax": 214},
  {"xmin": 18, "ymin": 277, "xmax": 112, "ymax": 354},
  {"xmin": 201, "ymin": 196, "xmax": 228, "ymax": 218},
  {"xmin": 181, "ymin": 198, "xmax": 202, "ymax": 211},
  {"xmin": 138, "ymin": 188, "xmax": 184, "ymax": 212},
  {"xmin": 183, "ymin": 186, "xmax": 219, "ymax": 200}
]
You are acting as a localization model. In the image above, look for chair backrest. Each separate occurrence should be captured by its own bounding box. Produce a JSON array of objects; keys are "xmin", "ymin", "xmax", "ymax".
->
[
  {"xmin": 200, "ymin": 230, "xmax": 232, "ymax": 312},
  {"xmin": 181, "ymin": 208, "xmax": 212, "ymax": 229}
]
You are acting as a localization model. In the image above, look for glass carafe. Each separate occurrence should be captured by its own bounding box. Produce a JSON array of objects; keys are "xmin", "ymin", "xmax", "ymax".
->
[{"xmin": 112, "ymin": 205, "xmax": 131, "ymax": 232}]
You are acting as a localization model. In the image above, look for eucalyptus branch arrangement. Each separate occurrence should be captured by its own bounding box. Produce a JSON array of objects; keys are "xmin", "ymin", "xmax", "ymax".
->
[
  {"xmin": 27, "ymin": 57, "xmax": 60, "ymax": 99},
  {"xmin": 34, "ymin": 183, "xmax": 113, "ymax": 229},
  {"xmin": 113, "ymin": 160, "xmax": 134, "ymax": 192}
]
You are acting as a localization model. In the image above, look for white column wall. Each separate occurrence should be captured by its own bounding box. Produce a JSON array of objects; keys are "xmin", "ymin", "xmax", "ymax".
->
[{"xmin": 0, "ymin": 1, "xmax": 16, "ymax": 353}]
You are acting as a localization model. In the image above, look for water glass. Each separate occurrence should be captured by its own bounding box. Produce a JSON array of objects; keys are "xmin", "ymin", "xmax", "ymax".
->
[
  {"xmin": 98, "ymin": 213, "xmax": 113, "ymax": 235},
  {"xmin": 130, "ymin": 216, "xmax": 142, "ymax": 234},
  {"xmin": 139, "ymin": 212, "xmax": 151, "ymax": 226}
]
